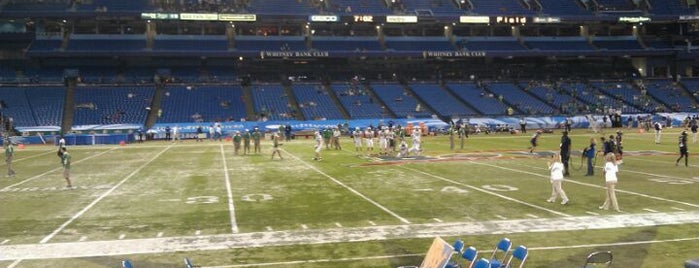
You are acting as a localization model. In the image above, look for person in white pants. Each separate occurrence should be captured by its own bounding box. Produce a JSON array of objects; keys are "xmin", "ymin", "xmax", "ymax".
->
[{"xmin": 546, "ymin": 153, "xmax": 569, "ymax": 205}]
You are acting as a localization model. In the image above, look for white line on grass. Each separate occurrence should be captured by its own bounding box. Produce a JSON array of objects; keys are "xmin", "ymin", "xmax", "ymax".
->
[
  {"xmin": 402, "ymin": 167, "xmax": 572, "ymax": 217},
  {"xmin": 220, "ymin": 145, "xmax": 239, "ymax": 234},
  {"xmin": 1, "ymin": 239, "xmax": 9, "ymax": 245},
  {"xmin": 157, "ymin": 232, "xmax": 164, "ymax": 238},
  {"xmin": 432, "ymin": 218, "xmax": 443, "ymax": 223},
  {"xmin": 78, "ymin": 236, "xmax": 87, "ymax": 242},
  {"xmin": 38, "ymin": 145, "xmax": 172, "ymax": 244},
  {"xmin": 672, "ymin": 207, "xmax": 685, "ymax": 211},
  {"xmin": 0, "ymin": 149, "xmax": 56, "ymax": 166},
  {"xmin": 202, "ymin": 237, "xmax": 699, "ymax": 267},
  {"xmin": 334, "ymin": 222, "xmax": 343, "ymax": 228},
  {"xmin": 368, "ymin": 221, "xmax": 377, "ymax": 226},
  {"xmin": 472, "ymin": 161, "xmax": 699, "ymax": 208},
  {"xmin": 118, "ymin": 234, "xmax": 126, "ymax": 240},
  {"xmin": 643, "ymin": 208, "xmax": 659, "ymax": 213},
  {"xmin": 1, "ymin": 147, "xmax": 117, "ymax": 191},
  {"xmin": 5, "ymin": 211, "xmax": 699, "ymax": 261},
  {"xmin": 281, "ymin": 148, "xmax": 411, "ymax": 224}
]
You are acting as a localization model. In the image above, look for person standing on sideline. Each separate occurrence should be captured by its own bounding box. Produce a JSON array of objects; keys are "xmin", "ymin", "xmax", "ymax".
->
[
  {"xmin": 332, "ymin": 126, "xmax": 342, "ymax": 150},
  {"xmin": 165, "ymin": 126, "xmax": 171, "ymax": 140},
  {"xmin": 458, "ymin": 123, "xmax": 467, "ymax": 149},
  {"xmin": 172, "ymin": 125, "xmax": 179, "ymax": 142},
  {"xmin": 528, "ymin": 130, "xmax": 542, "ymax": 153},
  {"xmin": 5, "ymin": 142, "xmax": 16, "ymax": 177},
  {"xmin": 519, "ymin": 117, "xmax": 527, "ymax": 133},
  {"xmin": 232, "ymin": 131, "xmax": 242, "ymax": 155},
  {"xmin": 242, "ymin": 129, "xmax": 251, "ymax": 155},
  {"xmin": 59, "ymin": 147, "xmax": 73, "ymax": 189},
  {"xmin": 615, "ymin": 131, "xmax": 624, "ymax": 164},
  {"xmin": 560, "ymin": 130, "xmax": 571, "ymax": 177},
  {"xmin": 676, "ymin": 130, "xmax": 689, "ymax": 167},
  {"xmin": 313, "ymin": 130, "xmax": 323, "ymax": 161},
  {"xmin": 352, "ymin": 127, "xmax": 363, "ymax": 153},
  {"xmin": 584, "ymin": 137, "xmax": 597, "ymax": 176},
  {"xmin": 654, "ymin": 121, "xmax": 663, "ymax": 144},
  {"xmin": 270, "ymin": 132, "xmax": 283, "ymax": 160},
  {"xmin": 546, "ymin": 153, "xmax": 569, "ymax": 205},
  {"xmin": 599, "ymin": 152, "xmax": 620, "ymax": 212},
  {"xmin": 215, "ymin": 124, "xmax": 223, "ymax": 141},
  {"xmin": 364, "ymin": 127, "xmax": 374, "ymax": 154},
  {"xmin": 208, "ymin": 125, "xmax": 215, "ymax": 141},
  {"xmin": 252, "ymin": 128, "xmax": 261, "ymax": 154},
  {"xmin": 284, "ymin": 124, "xmax": 292, "ymax": 142}
]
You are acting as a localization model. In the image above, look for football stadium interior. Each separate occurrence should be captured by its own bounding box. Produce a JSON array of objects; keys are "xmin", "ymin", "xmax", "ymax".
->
[{"xmin": 2, "ymin": 0, "xmax": 699, "ymax": 267}]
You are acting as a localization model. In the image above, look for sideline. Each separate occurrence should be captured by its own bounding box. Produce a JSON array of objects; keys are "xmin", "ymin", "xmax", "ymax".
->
[
  {"xmin": 1, "ymin": 211, "xmax": 698, "ymax": 261},
  {"xmin": 203, "ymin": 236, "xmax": 699, "ymax": 267}
]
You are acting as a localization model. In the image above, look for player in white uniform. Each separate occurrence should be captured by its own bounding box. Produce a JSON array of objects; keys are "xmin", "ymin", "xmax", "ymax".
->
[
  {"xmin": 378, "ymin": 127, "xmax": 388, "ymax": 155},
  {"xmin": 313, "ymin": 130, "xmax": 323, "ymax": 161},
  {"xmin": 352, "ymin": 127, "xmax": 363, "ymax": 152},
  {"xmin": 396, "ymin": 139, "xmax": 409, "ymax": 157},
  {"xmin": 409, "ymin": 127, "xmax": 422, "ymax": 156},
  {"xmin": 364, "ymin": 127, "xmax": 374, "ymax": 154},
  {"xmin": 386, "ymin": 128, "xmax": 395, "ymax": 155}
]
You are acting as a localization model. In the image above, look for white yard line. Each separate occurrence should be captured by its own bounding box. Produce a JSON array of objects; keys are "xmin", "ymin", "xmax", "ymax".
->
[
  {"xmin": 2, "ymin": 211, "xmax": 699, "ymax": 261},
  {"xmin": 0, "ymin": 149, "xmax": 56, "ymax": 166},
  {"xmin": 220, "ymin": 145, "xmax": 239, "ymax": 234},
  {"xmin": 281, "ymin": 148, "xmax": 411, "ymax": 224},
  {"xmin": 38, "ymin": 145, "xmax": 171, "ymax": 244},
  {"xmin": 203, "ymin": 236, "xmax": 699, "ymax": 268},
  {"xmin": 474, "ymin": 161, "xmax": 699, "ymax": 208},
  {"xmin": 1, "ymin": 147, "xmax": 118, "ymax": 191},
  {"xmin": 403, "ymin": 167, "xmax": 572, "ymax": 218}
]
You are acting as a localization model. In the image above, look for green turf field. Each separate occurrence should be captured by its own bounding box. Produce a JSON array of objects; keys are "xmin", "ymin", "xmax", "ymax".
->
[{"xmin": 1, "ymin": 127, "xmax": 698, "ymax": 268}]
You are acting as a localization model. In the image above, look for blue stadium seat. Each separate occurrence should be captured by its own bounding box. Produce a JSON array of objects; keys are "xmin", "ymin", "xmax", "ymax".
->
[
  {"xmin": 371, "ymin": 83, "xmax": 432, "ymax": 118},
  {"xmin": 330, "ymin": 84, "xmax": 384, "ymax": 119},
  {"xmin": 409, "ymin": 83, "xmax": 477, "ymax": 117},
  {"xmin": 292, "ymin": 84, "xmax": 344, "ymax": 120},
  {"xmin": 487, "ymin": 82, "xmax": 554, "ymax": 115},
  {"xmin": 446, "ymin": 83, "xmax": 508, "ymax": 115},
  {"xmin": 250, "ymin": 84, "xmax": 294, "ymax": 121},
  {"xmin": 159, "ymin": 85, "xmax": 246, "ymax": 123}
]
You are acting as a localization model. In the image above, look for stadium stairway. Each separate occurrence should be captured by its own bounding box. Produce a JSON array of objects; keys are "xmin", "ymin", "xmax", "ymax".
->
[
  {"xmin": 439, "ymin": 83, "xmax": 481, "ymax": 116},
  {"xmin": 324, "ymin": 84, "xmax": 350, "ymax": 120},
  {"xmin": 399, "ymin": 83, "xmax": 437, "ymax": 118},
  {"xmin": 241, "ymin": 85, "xmax": 256, "ymax": 121},
  {"xmin": 363, "ymin": 84, "xmax": 397, "ymax": 118},
  {"xmin": 283, "ymin": 84, "xmax": 305, "ymax": 120},
  {"xmin": 481, "ymin": 82, "xmax": 525, "ymax": 115},
  {"xmin": 514, "ymin": 81, "xmax": 559, "ymax": 112}
]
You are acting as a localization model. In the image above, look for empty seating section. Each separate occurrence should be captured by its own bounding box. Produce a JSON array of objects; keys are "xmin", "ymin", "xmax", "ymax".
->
[
  {"xmin": 0, "ymin": 87, "xmax": 36, "ymax": 126},
  {"xmin": 457, "ymin": 37, "xmax": 526, "ymax": 51},
  {"xmin": 644, "ymin": 40, "xmax": 674, "ymax": 49},
  {"xmin": 592, "ymin": 81, "xmax": 659, "ymax": 113},
  {"xmin": 73, "ymin": 86, "xmax": 153, "ymax": 125},
  {"xmin": 526, "ymin": 83, "xmax": 578, "ymax": 114},
  {"xmin": 487, "ymin": 83, "xmax": 554, "ymax": 114},
  {"xmin": 595, "ymin": 0, "xmax": 638, "ymax": 11},
  {"xmin": 400, "ymin": 0, "xmax": 462, "ymax": 15},
  {"xmin": 647, "ymin": 0, "xmax": 693, "ymax": 15},
  {"xmin": 371, "ymin": 84, "xmax": 432, "ymax": 118},
  {"xmin": 29, "ymin": 38, "xmax": 63, "ymax": 52},
  {"xmin": 27, "ymin": 87, "xmax": 65, "ymax": 126},
  {"xmin": 250, "ymin": 84, "xmax": 294, "ymax": 121},
  {"xmin": 446, "ymin": 83, "xmax": 509, "ymax": 115},
  {"xmin": 154, "ymin": 35, "xmax": 228, "ymax": 51},
  {"xmin": 3, "ymin": 0, "xmax": 72, "ymax": 11},
  {"xmin": 248, "ymin": 0, "xmax": 320, "ymax": 15},
  {"xmin": 236, "ymin": 36, "xmax": 306, "ymax": 51},
  {"xmin": 0, "ymin": 66, "xmax": 17, "ymax": 83},
  {"xmin": 593, "ymin": 37, "xmax": 643, "ymax": 50},
  {"xmin": 561, "ymin": 82, "xmax": 641, "ymax": 113},
  {"xmin": 525, "ymin": 37, "xmax": 594, "ymax": 51},
  {"xmin": 539, "ymin": 0, "xmax": 591, "ymax": 15},
  {"xmin": 470, "ymin": 0, "xmax": 534, "ymax": 15},
  {"xmin": 68, "ymin": 35, "xmax": 146, "ymax": 52},
  {"xmin": 643, "ymin": 80, "xmax": 694, "ymax": 112},
  {"xmin": 331, "ymin": 0, "xmax": 390, "ymax": 14},
  {"xmin": 159, "ymin": 85, "xmax": 245, "ymax": 123},
  {"xmin": 409, "ymin": 83, "xmax": 477, "ymax": 117},
  {"xmin": 681, "ymin": 79, "xmax": 699, "ymax": 102},
  {"xmin": 292, "ymin": 84, "xmax": 344, "ymax": 120},
  {"xmin": 330, "ymin": 84, "xmax": 384, "ymax": 119},
  {"xmin": 312, "ymin": 37, "xmax": 383, "ymax": 51},
  {"xmin": 385, "ymin": 37, "xmax": 454, "ymax": 51}
]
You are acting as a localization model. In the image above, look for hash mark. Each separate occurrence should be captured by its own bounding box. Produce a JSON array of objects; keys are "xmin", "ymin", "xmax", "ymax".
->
[
  {"xmin": 156, "ymin": 232, "xmax": 164, "ymax": 238},
  {"xmin": 301, "ymin": 224, "xmax": 309, "ymax": 230},
  {"xmin": 672, "ymin": 207, "xmax": 685, "ymax": 211},
  {"xmin": 265, "ymin": 226, "xmax": 273, "ymax": 231},
  {"xmin": 368, "ymin": 221, "xmax": 377, "ymax": 226},
  {"xmin": 643, "ymin": 208, "xmax": 659, "ymax": 213},
  {"xmin": 525, "ymin": 214, "xmax": 539, "ymax": 219},
  {"xmin": 118, "ymin": 234, "xmax": 126, "ymax": 240},
  {"xmin": 195, "ymin": 230, "xmax": 202, "ymax": 236},
  {"xmin": 1, "ymin": 239, "xmax": 9, "ymax": 245},
  {"xmin": 432, "ymin": 218, "xmax": 443, "ymax": 223},
  {"xmin": 78, "ymin": 236, "xmax": 88, "ymax": 242},
  {"xmin": 494, "ymin": 215, "xmax": 508, "ymax": 220},
  {"xmin": 335, "ymin": 222, "xmax": 343, "ymax": 228}
]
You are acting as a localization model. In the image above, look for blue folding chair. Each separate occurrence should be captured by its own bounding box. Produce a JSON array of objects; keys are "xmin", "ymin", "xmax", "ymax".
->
[
  {"xmin": 504, "ymin": 245, "xmax": 528, "ymax": 268},
  {"xmin": 121, "ymin": 260, "xmax": 134, "ymax": 268},
  {"xmin": 462, "ymin": 246, "xmax": 479, "ymax": 268},
  {"xmin": 453, "ymin": 239, "xmax": 465, "ymax": 254},
  {"xmin": 473, "ymin": 258, "xmax": 491, "ymax": 268},
  {"xmin": 489, "ymin": 238, "xmax": 512, "ymax": 268},
  {"xmin": 184, "ymin": 257, "xmax": 195, "ymax": 268}
]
